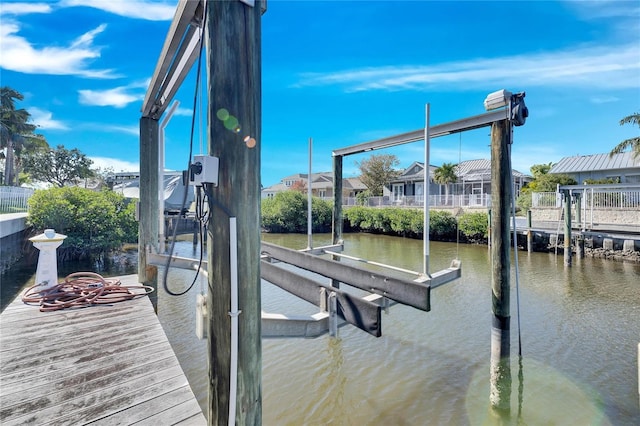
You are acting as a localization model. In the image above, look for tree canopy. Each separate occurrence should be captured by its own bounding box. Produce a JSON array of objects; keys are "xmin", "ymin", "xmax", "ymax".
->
[
  {"xmin": 355, "ymin": 154, "xmax": 401, "ymax": 196},
  {"xmin": 23, "ymin": 144, "xmax": 94, "ymax": 187},
  {"xmin": 1, "ymin": 86, "xmax": 47, "ymax": 186},
  {"xmin": 610, "ymin": 112, "xmax": 640, "ymax": 159}
]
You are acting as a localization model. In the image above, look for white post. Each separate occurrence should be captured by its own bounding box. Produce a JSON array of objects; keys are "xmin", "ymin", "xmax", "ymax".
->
[
  {"xmin": 158, "ymin": 100, "xmax": 180, "ymax": 253},
  {"xmin": 29, "ymin": 229, "xmax": 67, "ymax": 290},
  {"xmin": 423, "ymin": 103, "xmax": 431, "ymax": 276},
  {"xmin": 307, "ymin": 137, "xmax": 313, "ymax": 249}
]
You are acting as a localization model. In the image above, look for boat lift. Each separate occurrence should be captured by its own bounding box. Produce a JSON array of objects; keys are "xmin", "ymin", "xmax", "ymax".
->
[{"xmin": 257, "ymin": 96, "xmax": 524, "ymax": 338}]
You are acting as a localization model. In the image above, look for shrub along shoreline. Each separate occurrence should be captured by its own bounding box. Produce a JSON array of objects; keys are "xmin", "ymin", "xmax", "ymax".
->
[{"xmin": 261, "ymin": 192, "xmax": 487, "ymax": 244}]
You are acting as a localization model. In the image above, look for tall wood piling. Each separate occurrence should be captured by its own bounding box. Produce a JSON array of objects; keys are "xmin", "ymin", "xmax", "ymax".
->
[
  {"xmin": 489, "ymin": 119, "xmax": 511, "ymax": 412},
  {"xmin": 563, "ymin": 189, "xmax": 572, "ymax": 267},
  {"xmin": 206, "ymin": 1, "xmax": 263, "ymax": 423},
  {"xmin": 139, "ymin": 116, "xmax": 159, "ymax": 310}
]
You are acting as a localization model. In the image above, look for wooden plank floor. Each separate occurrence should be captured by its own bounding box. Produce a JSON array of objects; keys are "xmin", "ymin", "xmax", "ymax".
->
[{"xmin": 0, "ymin": 274, "xmax": 206, "ymax": 425}]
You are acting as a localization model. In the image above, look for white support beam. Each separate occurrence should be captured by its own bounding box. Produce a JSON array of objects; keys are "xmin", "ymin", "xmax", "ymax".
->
[
  {"xmin": 142, "ymin": 0, "xmax": 203, "ymax": 119},
  {"xmin": 332, "ymin": 108, "xmax": 508, "ymax": 157}
]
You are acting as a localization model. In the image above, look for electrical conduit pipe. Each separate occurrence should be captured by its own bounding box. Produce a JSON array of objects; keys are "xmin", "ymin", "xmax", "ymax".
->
[{"xmin": 229, "ymin": 217, "xmax": 240, "ymax": 425}]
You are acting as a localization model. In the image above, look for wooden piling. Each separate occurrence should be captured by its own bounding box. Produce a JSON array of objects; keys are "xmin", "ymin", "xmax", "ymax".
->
[
  {"xmin": 139, "ymin": 116, "xmax": 159, "ymax": 310},
  {"xmin": 331, "ymin": 154, "xmax": 343, "ymax": 289},
  {"xmin": 489, "ymin": 119, "xmax": 511, "ymax": 412},
  {"xmin": 206, "ymin": 1, "xmax": 262, "ymax": 424},
  {"xmin": 526, "ymin": 210, "xmax": 533, "ymax": 253},
  {"xmin": 563, "ymin": 189, "xmax": 572, "ymax": 267}
]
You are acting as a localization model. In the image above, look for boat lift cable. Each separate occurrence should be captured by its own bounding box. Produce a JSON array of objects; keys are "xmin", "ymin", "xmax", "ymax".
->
[{"xmin": 162, "ymin": 0, "xmax": 209, "ymax": 297}]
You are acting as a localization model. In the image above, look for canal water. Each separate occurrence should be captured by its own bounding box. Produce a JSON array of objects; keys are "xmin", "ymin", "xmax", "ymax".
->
[{"xmin": 2, "ymin": 233, "xmax": 639, "ymax": 424}]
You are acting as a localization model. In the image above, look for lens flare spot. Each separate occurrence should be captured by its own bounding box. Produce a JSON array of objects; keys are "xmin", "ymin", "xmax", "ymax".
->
[
  {"xmin": 223, "ymin": 116, "xmax": 239, "ymax": 131},
  {"xmin": 245, "ymin": 136, "xmax": 257, "ymax": 148},
  {"xmin": 216, "ymin": 108, "xmax": 229, "ymax": 121}
]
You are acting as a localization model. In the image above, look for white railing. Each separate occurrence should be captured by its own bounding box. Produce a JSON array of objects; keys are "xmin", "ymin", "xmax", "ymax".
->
[
  {"xmin": 531, "ymin": 187, "xmax": 640, "ymax": 210},
  {"xmin": 531, "ymin": 192, "xmax": 561, "ymax": 208},
  {"xmin": 0, "ymin": 187, "xmax": 34, "ymax": 213},
  {"xmin": 584, "ymin": 188, "xmax": 640, "ymax": 209},
  {"xmin": 342, "ymin": 194, "xmax": 491, "ymax": 208}
]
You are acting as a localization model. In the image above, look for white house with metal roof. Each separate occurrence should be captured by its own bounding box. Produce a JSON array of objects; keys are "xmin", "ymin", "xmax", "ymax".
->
[
  {"xmin": 549, "ymin": 152, "xmax": 640, "ymax": 184},
  {"xmin": 385, "ymin": 159, "xmax": 532, "ymax": 206},
  {"xmin": 261, "ymin": 172, "xmax": 367, "ymax": 199}
]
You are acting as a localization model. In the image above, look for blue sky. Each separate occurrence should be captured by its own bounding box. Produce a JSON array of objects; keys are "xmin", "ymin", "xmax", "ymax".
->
[{"xmin": 1, "ymin": 0, "xmax": 638, "ymax": 187}]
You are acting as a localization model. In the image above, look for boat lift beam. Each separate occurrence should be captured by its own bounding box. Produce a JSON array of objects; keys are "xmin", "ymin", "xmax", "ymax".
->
[
  {"xmin": 261, "ymin": 242, "xmax": 461, "ymax": 312},
  {"xmin": 332, "ymin": 109, "xmax": 508, "ymax": 157}
]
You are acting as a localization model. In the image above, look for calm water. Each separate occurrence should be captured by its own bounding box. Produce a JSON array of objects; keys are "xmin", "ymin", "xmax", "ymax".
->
[
  {"xmin": 158, "ymin": 233, "xmax": 640, "ymax": 425},
  {"xmin": 3, "ymin": 234, "xmax": 639, "ymax": 425}
]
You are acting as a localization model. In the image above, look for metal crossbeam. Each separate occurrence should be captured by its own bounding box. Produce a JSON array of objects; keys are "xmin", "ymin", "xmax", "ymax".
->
[
  {"xmin": 261, "ymin": 242, "xmax": 432, "ymax": 311},
  {"xmin": 261, "ymin": 261, "xmax": 382, "ymax": 337},
  {"xmin": 332, "ymin": 109, "xmax": 507, "ymax": 157},
  {"xmin": 142, "ymin": 0, "xmax": 204, "ymax": 119}
]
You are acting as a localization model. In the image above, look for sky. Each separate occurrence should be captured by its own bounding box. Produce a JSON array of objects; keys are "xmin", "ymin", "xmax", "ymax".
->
[{"xmin": 1, "ymin": 0, "xmax": 639, "ymax": 187}]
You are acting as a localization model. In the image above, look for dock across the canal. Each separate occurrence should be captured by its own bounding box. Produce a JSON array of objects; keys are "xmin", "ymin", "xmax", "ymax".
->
[{"xmin": 0, "ymin": 274, "xmax": 206, "ymax": 425}]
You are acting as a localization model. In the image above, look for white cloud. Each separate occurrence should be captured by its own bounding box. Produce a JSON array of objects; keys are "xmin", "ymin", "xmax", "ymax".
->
[
  {"xmin": 0, "ymin": 21, "xmax": 117, "ymax": 78},
  {"xmin": 102, "ymin": 125, "xmax": 140, "ymax": 136},
  {"xmin": 295, "ymin": 43, "xmax": 640, "ymax": 92},
  {"xmin": 29, "ymin": 108, "xmax": 69, "ymax": 130},
  {"xmin": 90, "ymin": 156, "xmax": 139, "ymax": 172},
  {"xmin": 0, "ymin": 2, "xmax": 52, "ymax": 15},
  {"xmin": 175, "ymin": 107, "xmax": 194, "ymax": 117},
  {"xmin": 79, "ymin": 86, "xmax": 142, "ymax": 108},
  {"xmin": 590, "ymin": 96, "xmax": 620, "ymax": 104},
  {"xmin": 564, "ymin": 0, "xmax": 640, "ymax": 20},
  {"xmin": 60, "ymin": 0, "xmax": 175, "ymax": 21}
]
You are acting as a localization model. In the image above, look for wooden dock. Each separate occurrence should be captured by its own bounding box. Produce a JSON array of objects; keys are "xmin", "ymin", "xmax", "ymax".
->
[{"xmin": 0, "ymin": 274, "xmax": 206, "ymax": 425}]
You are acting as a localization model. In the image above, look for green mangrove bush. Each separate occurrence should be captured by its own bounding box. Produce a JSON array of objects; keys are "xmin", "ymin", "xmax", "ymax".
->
[
  {"xmin": 28, "ymin": 187, "xmax": 137, "ymax": 260},
  {"xmin": 262, "ymin": 191, "xmax": 332, "ymax": 233}
]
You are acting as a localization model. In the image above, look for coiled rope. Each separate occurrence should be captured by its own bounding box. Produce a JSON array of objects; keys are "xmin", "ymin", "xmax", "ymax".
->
[{"xmin": 22, "ymin": 272, "xmax": 154, "ymax": 312}]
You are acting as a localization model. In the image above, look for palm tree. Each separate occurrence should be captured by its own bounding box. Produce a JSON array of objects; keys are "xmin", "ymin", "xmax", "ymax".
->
[
  {"xmin": 433, "ymin": 162, "xmax": 458, "ymax": 205},
  {"xmin": 1, "ymin": 87, "xmax": 41, "ymax": 185},
  {"xmin": 610, "ymin": 112, "xmax": 640, "ymax": 159}
]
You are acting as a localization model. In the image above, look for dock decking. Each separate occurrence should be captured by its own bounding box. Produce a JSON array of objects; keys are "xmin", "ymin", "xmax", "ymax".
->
[{"xmin": 0, "ymin": 274, "xmax": 206, "ymax": 425}]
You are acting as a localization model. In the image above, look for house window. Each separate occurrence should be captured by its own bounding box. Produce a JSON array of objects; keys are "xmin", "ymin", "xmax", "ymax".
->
[
  {"xmin": 624, "ymin": 174, "xmax": 640, "ymax": 184},
  {"xmin": 415, "ymin": 182, "xmax": 423, "ymax": 202},
  {"xmin": 319, "ymin": 190, "xmax": 326, "ymax": 198},
  {"xmin": 392, "ymin": 184, "xmax": 404, "ymax": 201}
]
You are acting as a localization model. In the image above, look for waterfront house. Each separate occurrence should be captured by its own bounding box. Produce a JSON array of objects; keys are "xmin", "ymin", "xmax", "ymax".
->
[
  {"xmin": 549, "ymin": 152, "xmax": 640, "ymax": 184},
  {"xmin": 261, "ymin": 172, "xmax": 367, "ymax": 200},
  {"xmin": 385, "ymin": 159, "xmax": 532, "ymax": 206}
]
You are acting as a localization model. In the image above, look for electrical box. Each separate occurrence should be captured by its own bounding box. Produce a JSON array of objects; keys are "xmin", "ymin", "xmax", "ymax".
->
[{"xmin": 190, "ymin": 155, "xmax": 219, "ymax": 186}]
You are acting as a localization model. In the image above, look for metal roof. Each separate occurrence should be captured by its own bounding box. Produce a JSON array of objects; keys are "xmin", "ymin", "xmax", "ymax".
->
[{"xmin": 550, "ymin": 152, "xmax": 639, "ymax": 174}]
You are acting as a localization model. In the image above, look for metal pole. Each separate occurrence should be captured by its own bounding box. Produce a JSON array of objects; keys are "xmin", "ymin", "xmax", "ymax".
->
[
  {"xmin": 307, "ymin": 137, "xmax": 313, "ymax": 249},
  {"xmin": 423, "ymin": 103, "xmax": 431, "ymax": 276}
]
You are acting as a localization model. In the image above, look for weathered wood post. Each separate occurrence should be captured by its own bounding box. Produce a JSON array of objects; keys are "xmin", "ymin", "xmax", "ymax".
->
[
  {"xmin": 526, "ymin": 209, "xmax": 533, "ymax": 253},
  {"xmin": 563, "ymin": 189, "xmax": 572, "ymax": 267},
  {"xmin": 489, "ymin": 119, "xmax": 511, "ymax": 413},
  {"xmin": 139, "ymin": 116, "xmax": 159, "ymax": 310},
  {"xmin": 206, "ymin": 1, "xmax": 262, "ymax": 424},
  {"xmin": 332, "ymin": 153, "xmax": 343, "ymax": 291}
]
